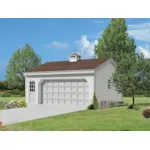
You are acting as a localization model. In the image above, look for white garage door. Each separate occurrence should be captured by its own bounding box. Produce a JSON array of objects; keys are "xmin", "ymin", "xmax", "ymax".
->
[{"xmin": 41, "ymin": 79, "xmax": 89, "ymax": 105}]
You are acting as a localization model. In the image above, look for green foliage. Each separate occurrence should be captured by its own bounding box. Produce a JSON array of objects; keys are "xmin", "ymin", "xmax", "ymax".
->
[
  {"xmin": 6, "ymin": 44, "xmax": 42, "ymax": 90},
  {"xmin": 87, "ymin": 104, "xmax": 95, "ymax": 110},
  {"xmin": 133, "ymin": 105, "xmax": 140, "ymax": 110},
  {"xmin": 0, "ymin": 90, "xmax": 25, "ymax": 97},
  {"xmin": 128, "ymin": 104, "xmax": 139, "ymax": 110},
  {"xmin": 94, "ymin": 18, "xmax": 136, "ymax": 61},
  {"xmin": 0, "ymin": 80, "xmax": 9, "ymax": 90},
  {"xmin": 18, "ymin": 100, "xmax": 27, "ymax": 107},
  {"xmin": 5, "ymin": 100, "xmax": 26, "ymax": 109},
  {"xmin": 128, "ymin": 104, "xmax": 134, "ymax": 109},
  {"xmin": 0, "ymin": 82, "xmax": 5, "ymax": 90},
  {"xmin": 88, "ymin": 93, "xmax": 99, "ymax": 110},
  {"xmin": 113, "ymin": 52, "xmax": 149, "ymax": 105},
  {"xmin": 20, "ymin": 91, "xmax": 25, "ymax": 97},
  {"xmin": 5, "ymin": 100, "xmax": 20, "ymax": 109},
  {"xmin": 109, "ymin": 102, "xmax": 128, "ymax": 108},
  {"xmin": 0, "ymin": 92, "xmax": 11, "ymax": 97},
  {"xmin": 93, "ymin": 93, "xmax": 99, "ymax": 109},
  {"xmin": 10, "ymin": 89, "xmax": 22, "ymax": 96}
]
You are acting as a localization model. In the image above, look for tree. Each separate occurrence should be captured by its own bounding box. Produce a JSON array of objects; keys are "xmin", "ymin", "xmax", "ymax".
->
[
  {"xmin": 94, "ymin": 18, "xmax": 136, "ymax": 61},
  {"xmin": 6, "ymin": 44, "xmax": 42, "ymax": 90},
  {"xmin": 93, "ymin": 93, "xmax": 99, "ymax": 109},
  {"xmin": 112, "ymin": 52, "xmax": 148, "ymax": 105}
]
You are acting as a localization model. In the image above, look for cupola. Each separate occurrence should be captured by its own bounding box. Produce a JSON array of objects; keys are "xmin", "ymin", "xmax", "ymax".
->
[{"xmin": 69, "ymin": 53, "xmax": 81, "ymax": 62}]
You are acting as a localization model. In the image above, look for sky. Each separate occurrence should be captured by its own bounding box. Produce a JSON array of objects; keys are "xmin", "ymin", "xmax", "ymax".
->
[{"xmin": 0, "ymin": 18, "xmax": 150, "ymax": 80}]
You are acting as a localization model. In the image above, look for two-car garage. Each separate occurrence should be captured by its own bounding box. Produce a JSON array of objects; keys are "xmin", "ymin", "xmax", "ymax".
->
[{"xmin": 41, "ymin": 79, "xmax": 89, "ymax": 105}]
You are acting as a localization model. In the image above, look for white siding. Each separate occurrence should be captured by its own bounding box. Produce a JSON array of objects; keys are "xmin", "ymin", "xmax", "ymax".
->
[{"xmin": 95, "ymin": 60, "xmax": 122, "ymax": 102}]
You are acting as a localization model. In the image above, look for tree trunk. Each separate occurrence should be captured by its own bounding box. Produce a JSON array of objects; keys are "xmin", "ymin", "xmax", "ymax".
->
[{"xmin": 132, "ymin": 90, "xmax": 135, "ymax": 105}]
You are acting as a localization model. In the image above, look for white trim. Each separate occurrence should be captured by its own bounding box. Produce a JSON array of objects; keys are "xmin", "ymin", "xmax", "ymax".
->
[
  {"xmin": 95, "ymin": 58, "xmax": 116, "ymax": 72},
  {"xmin": 23, "ymin": 69, "xmax": 95, "ymax": 77}
]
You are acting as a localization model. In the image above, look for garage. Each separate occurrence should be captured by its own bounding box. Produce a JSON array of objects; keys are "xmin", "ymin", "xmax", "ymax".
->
[{"xmin": 41, "ymin": 79, "xmax": 89, "ymax": 105}]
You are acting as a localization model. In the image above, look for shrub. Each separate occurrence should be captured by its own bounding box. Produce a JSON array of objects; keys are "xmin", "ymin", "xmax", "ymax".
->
[
  {"xmin": 1, "ymin": 92, "xmax": 11, "ymax": 97},
  {"xmin": 93, "ymin": 93, "xmax": 99, "ymax": 109},
  {"xmin": 10, "ymin": 89, "xmax": 24, "ymax": 96},
  {"xmin": 5, "ymin": 100, "xmax": 20, "ymax": 109},
  {"xmin": 20, "ymin": 91, "xmax": 25, "ymax": 97},
  {"xmin": 109, "ymin": 101, "xmax": 128, "ymax": 108},
  {"xmin": 128, "ymin": 104, "xmax": 134, "ymax": 109},
  {"xmin": 10, "ymin": 89, "xmax": 20, "ymax": 96},
  {"xmin": 142, "ymin": 108, "xmax": 150, "ymax": 118},
  {"xmin": 133, "ymin": 105, "xmax": 140, "ymax": 110},
  {"xmin": 127, "ymin": 104, "xmax": 140, "ymax": 110},
  {"xmin": 18, "ymin": 100, "xmax": 27, "ymax": 107},
  {"xmin": 87, "ymin": 104, "xmax": 94, "ymax": 110}
]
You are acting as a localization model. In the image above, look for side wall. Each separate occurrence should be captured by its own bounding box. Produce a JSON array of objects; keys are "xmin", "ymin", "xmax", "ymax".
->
[{"xmin": 95, "ymin": 60, "xmax": 123, "ymax": 102}]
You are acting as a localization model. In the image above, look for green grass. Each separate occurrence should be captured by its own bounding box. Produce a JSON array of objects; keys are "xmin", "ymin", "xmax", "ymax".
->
[
  {"xmin": 0, "ymin": 97, "xmax": 25, "ymax": 102},
  {"xmin": 3, "ymin": 97, "xmax": 150, "ymax": 131}
]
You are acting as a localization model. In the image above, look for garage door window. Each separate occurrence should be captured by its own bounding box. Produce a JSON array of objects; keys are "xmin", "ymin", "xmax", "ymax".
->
[{"xmin": 30, "ymin": 81, "xmax": 35, "ymax": 92}]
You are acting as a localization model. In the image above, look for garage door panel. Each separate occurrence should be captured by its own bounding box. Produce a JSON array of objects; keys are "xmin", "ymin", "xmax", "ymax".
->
[
  {"xmin": 65, "ymin": 87, "xmax": 71, "ymax": 92},
  {"xmin": 65, "ymin": 81, "xmax": 70, "ymax": 86},
  {"xmin": 53, "ymin": 87, "xmax": 58, "ymax": 92},
  {"xmin": 78, "ymin": 87, "xmax": 84, "ymax": 92},
  {"xmin": 72, "ymin": 94, "xmax": 77, "ymax": 99},
  {"xmin": 65, "ymin": 93, "xmax": 71, "ymax": 99},
  {"xmin": 48, "ymin": 87, "xmax": 52, "ymax": 92},
  {"xmin": 42, "ymin": 79, "xmax": 89, "ymax": 105},
  {"xmin": 71, "ymin": 81, "xmax": 77, "ymax": 86},
  {"xmin": 59, "ymin": 87, "xmax": 64, "ymax": 92},
  {"xmin": 59, "ymin": 93, "xmax": 64, "ymax": 98},
  {"xmin": 53, "ymin": 94, "xmax": 58, "ymax": 98},
  {"xmin": 43, "ymin": 87, "xmax": 47, "ymax": 92},
  {"xmin": 72, "ymin": 87, "xmax": 77, "ymax": 92},
  {"xmin": 85, "ymin": 87, "xmax": 89, "ymax": 92},
  {"xmin": 78, "ymin": 94, "xmax": 84, "ymax": 99},
  {"xmin": 48, "ymin": 93, "xmax": 52, "ymax": 98}
]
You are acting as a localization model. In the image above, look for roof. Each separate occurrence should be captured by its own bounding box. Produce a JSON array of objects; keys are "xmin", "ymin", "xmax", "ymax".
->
[{"xmin": 28, "ymin": 58, "xmax": 109, "ymax": 72}]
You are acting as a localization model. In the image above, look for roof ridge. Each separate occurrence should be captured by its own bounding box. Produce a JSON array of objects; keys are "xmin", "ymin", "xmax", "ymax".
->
[{"xmin": 44, "ymin": 58, "xmax": 108, "ymax": 64}]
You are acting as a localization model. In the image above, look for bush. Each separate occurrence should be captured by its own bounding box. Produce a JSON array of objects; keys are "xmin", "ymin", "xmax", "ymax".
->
[
  {"xmin": 20, "ymin": 91, "xmax": 25, "ymax": 97},
  {"xmin": 93, "ymin": 93, "xmax": 99, "ymax": 109},
  {"xmin": 127, "ymin": 104, "xmax": 140, "ymax": 110},
  {"xmin": 142, "ymin": 108, "xmax": 150, "ymax": 118},
  {"xmin": 18, "ymin": 100, "xmax": 27, "ymax": 107},
  {"xmin": 88, "ymin": 93, "xmax": 99, "ymax": 110},
  {"xmin": 10, "ymin": 89, "xmax": 24, "ymax": 96},
  {"xmin": 0, "ymin": 92, "xmax": 11, "ymax": 97},
  {"xmin": 5, "ymin": 100, "xmax": 20, "ymax": 109},
  {"xmin": 128, "ymin": 104, "xmax": 134, "ymax": 109},
  {"xmin": 87, "ymin": 104, "xmax": 94, "ymax": 110},
  {"xmin": 10, "ymin": 89, "xmax": 20, "ymax": 96},
  {"xmin": 109, "ymin": 101, "xmax": 128, "ymax": 108},
  {"xmin": 133, "ymin": 105, "xmax": 140, "ymax": 110}
]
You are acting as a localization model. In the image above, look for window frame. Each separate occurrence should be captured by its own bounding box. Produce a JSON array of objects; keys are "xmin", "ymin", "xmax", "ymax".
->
[
  {"xmin": 29, "ymin": 81, "xmax": 35, "ymax": 92},
  {"xmin": 108, "ymin": 79, "xmax": 111, "ymax": 89}
]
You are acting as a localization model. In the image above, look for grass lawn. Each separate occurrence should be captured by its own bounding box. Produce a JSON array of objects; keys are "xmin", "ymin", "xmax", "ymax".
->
[
  {"xmin": 3, "ymin": 96, "xmax": 150, "ymax": 131},
  {"xmin": 0, "ymin": 97, "xmax": 25, "ymax": 102}
]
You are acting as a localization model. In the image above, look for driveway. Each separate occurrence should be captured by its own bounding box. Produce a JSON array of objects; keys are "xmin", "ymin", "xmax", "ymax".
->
[{"xmin": 0, "ymin": 104, "xmax": 86, "ymax": 125}]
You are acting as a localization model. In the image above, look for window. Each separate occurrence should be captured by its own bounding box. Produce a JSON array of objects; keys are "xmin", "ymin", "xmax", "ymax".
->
[
  {"xmin": 108, "ymin": 79, "xmax": 111, "ymax": 89},
  {"xmin": 30, "ymin": 81, "xmax": 35, "ymax": 92}
]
